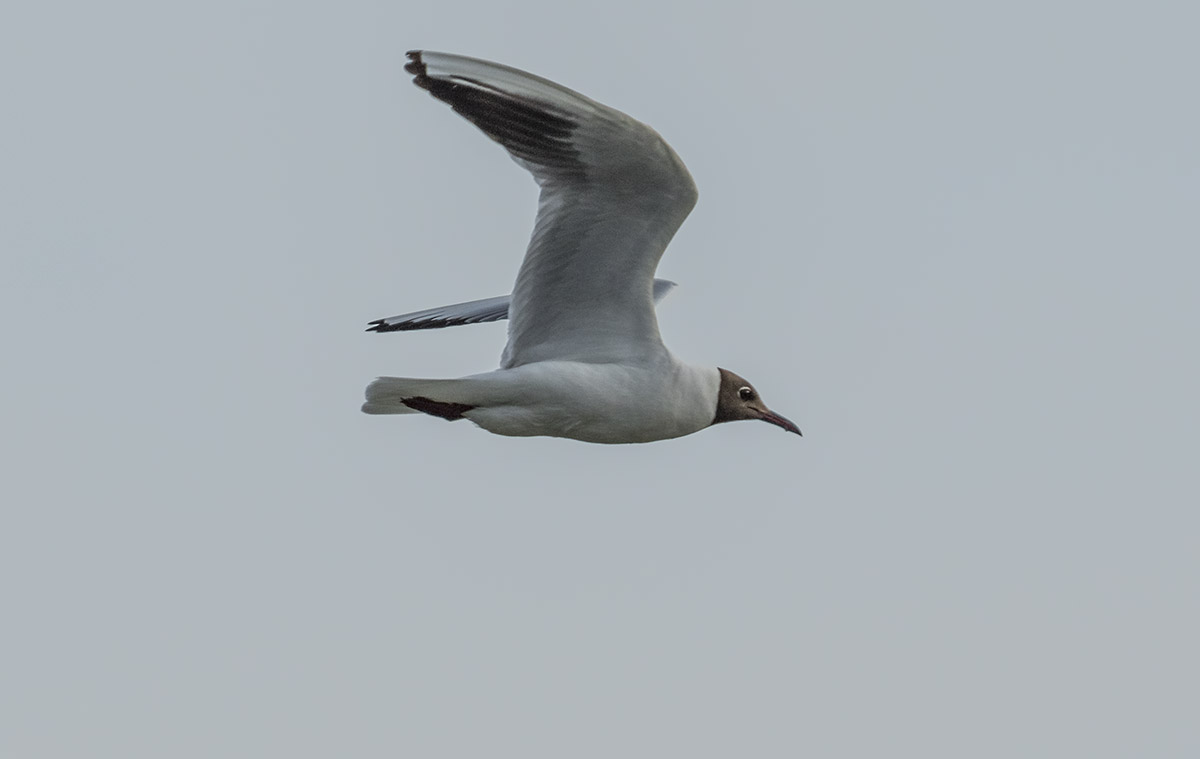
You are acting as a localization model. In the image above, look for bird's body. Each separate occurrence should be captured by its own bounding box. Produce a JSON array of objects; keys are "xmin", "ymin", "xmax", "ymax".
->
[
  {"xmin": 363, "ymin": 51, "xmax": 800, "ymax": 443},
  {"xmin": 366, "ymin": 356, "xmax": 720, "ymax": 444}
]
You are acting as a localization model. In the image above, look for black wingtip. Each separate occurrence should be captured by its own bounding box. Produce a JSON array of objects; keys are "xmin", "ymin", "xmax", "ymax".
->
[
  {"xmin": 365, "ymin": 318, "xmax": 430, "ymax": 333},
  {"xmin": 404, "ymin": 50, "xmax": 427, "ymax": 83},
  {"xmin": 366, "ymin": 318, "xmax": 412, "ymax": 333}
]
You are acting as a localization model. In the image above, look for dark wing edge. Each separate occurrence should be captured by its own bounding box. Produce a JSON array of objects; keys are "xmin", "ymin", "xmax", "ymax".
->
[
  {"xmin": 365, "ymin": 294, "xmax": 511, "ymax": 333},
  {"xmin": 405, "ymin": 50, "xmax": 586, "ymax": 179}
]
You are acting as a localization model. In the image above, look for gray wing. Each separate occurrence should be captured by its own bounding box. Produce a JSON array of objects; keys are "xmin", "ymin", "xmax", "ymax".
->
[
  {"xmin": 367, "ymin": 279, "xmax": 678, "ymax": 333},
  {"xmin": 405, "ymin": 51, "xmax": 698, "ymax": 367}
]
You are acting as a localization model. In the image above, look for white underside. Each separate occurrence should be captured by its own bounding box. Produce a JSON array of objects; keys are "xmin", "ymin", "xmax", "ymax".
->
[{"xmin": 365, "ymin": 355, "xmax": 719, "ymax": 444}]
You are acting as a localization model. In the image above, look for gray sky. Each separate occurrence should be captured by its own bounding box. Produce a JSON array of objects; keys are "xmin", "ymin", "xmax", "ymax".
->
[{"xmin": 3, "ymin": 1, "xmax": 1198, "ymax": 756}]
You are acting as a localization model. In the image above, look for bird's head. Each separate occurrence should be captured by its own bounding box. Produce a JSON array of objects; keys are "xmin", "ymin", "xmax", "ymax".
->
[{"xmin": 712, "ymin": 368, "xmax": 802, "ymax": 436}]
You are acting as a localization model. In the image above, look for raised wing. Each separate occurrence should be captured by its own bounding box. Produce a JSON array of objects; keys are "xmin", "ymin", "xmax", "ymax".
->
[
  {"xmin": 367, "ymin": 279, "xmax": 678, "ymax": 333},
  {"xmin": 405, "ymin": 51, "xmax": 698, "ymax": 367}
]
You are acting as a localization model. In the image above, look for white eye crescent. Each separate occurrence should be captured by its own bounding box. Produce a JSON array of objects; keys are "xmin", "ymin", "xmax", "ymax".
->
[{"xmin": 738, "ymin": 386, "xmax": 755, "ymax": 401}]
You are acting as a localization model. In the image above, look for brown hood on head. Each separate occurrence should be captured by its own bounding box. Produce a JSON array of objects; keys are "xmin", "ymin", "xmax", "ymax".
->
[{"xmin": 712, "ymin": 368, "xmax": 802, "ymax": 436}]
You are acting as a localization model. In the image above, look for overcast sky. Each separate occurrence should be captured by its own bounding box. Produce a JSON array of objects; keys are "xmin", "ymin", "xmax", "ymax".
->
[{"xmin": 3, "ymin": 1, "xmax": 1198, "ymax": 757}]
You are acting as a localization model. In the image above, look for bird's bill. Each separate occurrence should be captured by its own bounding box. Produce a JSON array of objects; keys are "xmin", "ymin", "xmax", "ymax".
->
[{"xmin": 760, "ymin": 409, "xmax": 802, "ymax": 436}]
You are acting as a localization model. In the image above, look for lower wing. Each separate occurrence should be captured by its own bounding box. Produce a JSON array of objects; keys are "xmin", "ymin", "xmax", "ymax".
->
[{"xmin": 366, "ymin": 278, "xmax": 677, "ymax": 333}]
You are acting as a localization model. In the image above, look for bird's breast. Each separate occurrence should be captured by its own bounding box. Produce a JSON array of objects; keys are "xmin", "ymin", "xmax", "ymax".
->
[{"xmin": 466, "ymin": 359, "xmax": 719, "ymax": 444}]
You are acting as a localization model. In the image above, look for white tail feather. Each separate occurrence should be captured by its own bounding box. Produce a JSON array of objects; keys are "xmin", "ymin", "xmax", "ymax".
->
[{"xmin": 361, "ymin": 375, "xmax": 502, "ymax": 415}]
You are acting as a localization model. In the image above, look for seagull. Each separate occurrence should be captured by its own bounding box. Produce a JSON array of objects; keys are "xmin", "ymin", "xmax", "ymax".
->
[{"xmin": 362, "ymin": 50, "xmax": 801, "ymax": 444}]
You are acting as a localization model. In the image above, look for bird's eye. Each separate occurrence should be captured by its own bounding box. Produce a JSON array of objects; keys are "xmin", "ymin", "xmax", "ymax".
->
[{"xmin": 738, "ymin": 386, "xmax": 755, "ymax": 401}]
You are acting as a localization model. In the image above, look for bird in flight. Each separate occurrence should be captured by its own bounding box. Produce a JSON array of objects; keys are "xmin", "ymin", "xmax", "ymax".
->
[{"xmin": 363, "ymin": 50, "xmax": 801, "ymax": 444}]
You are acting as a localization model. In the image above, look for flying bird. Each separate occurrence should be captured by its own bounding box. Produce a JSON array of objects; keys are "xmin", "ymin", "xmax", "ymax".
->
[{"xmin": 363, "ymin": 51, "xmax": 801, "ymax": 444}]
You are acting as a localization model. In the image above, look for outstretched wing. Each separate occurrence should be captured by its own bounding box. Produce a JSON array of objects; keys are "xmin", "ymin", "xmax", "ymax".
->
[
  {"xmin": 405, "ymin": 51, "xmax": 697, "ymax": 367},
  {"xmin": 366, "ymin": 294, "xmax": 510, "ymax": 333},
  {"xmin": 366, "ymin": 278, "xmax": 678, "ymax": 333}
]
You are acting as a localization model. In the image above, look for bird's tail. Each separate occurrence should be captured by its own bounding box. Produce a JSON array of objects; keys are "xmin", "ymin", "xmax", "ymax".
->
[{"xmin": 361, "ymin": 375, "xmax": 498, "ymax": 419}]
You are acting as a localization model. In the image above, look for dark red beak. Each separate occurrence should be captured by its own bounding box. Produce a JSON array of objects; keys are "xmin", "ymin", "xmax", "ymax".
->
[{"xmin": 760, "ymin": 410, "xmax": 802, "ymax": 436}]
